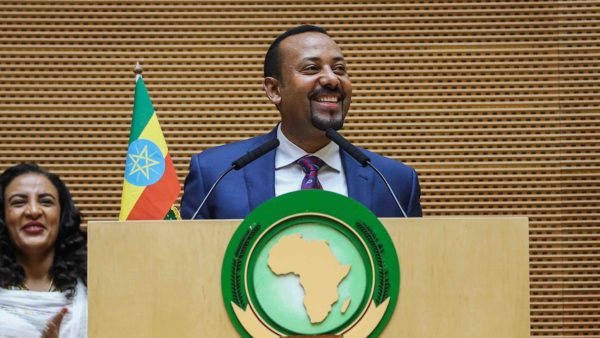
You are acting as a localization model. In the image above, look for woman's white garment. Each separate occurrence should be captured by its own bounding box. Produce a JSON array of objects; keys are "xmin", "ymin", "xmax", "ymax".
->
[{"xmin": 0, "ymin": 281, "xmax": 87, "ymax": 338}]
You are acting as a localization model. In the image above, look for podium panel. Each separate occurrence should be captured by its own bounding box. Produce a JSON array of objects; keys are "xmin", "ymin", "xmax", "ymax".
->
[{"xmin": 88, "ymin": 217, "xmax": 529, "ymax": 337}]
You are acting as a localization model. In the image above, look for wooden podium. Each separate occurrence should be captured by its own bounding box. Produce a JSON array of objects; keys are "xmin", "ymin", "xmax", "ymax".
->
[{"xmin": 88, "ymin": 217, "xmax": 530, "ymax": 337}]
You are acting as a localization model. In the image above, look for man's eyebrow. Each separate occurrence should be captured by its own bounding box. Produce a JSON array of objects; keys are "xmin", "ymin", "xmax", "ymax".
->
[
  {"xmin": 301, "ymin": 57, "xmax": 321, "ymax": 63},
  {"xmin": 300, "ymin": 56, "xmax": 346, "ymax": 63}
]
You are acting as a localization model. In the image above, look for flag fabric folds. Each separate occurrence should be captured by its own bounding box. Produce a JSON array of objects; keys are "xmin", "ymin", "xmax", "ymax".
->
[{"xmin": 119, "ymin": 76, "xmax": 181, "ymax": 220}]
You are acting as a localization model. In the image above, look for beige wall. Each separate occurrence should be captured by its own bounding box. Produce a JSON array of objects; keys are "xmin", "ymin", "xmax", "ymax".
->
[{"xmin": 0, "ymin": 1, "xmax": 598, "ymax": 336}]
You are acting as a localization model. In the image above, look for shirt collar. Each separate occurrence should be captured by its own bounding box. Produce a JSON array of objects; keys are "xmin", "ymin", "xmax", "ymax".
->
[{"xmin": 275, "ymin": 124, "xmax": 342, "ymax": 172}]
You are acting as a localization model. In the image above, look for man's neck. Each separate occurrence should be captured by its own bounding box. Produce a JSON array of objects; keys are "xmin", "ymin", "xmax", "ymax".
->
[{"xmin": 280, "ymin": 124, "xmax": 329, "ymax": 154}]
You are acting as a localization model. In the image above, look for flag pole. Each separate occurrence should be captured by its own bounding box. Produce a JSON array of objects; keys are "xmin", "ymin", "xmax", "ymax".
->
[{"xmin": 134, "ymin": 59, "xmax": 143, "ymax": 82}]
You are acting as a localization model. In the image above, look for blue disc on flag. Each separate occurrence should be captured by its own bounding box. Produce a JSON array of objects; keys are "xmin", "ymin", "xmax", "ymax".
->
[{"xmin": 125, "ymin": 139, "xmax": 166, "ymax": 187}]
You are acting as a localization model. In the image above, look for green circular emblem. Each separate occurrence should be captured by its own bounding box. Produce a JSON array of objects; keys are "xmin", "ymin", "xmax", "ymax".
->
[{"xmin": 221, "ymin": 190, "xmax": 400, "ymax": 337}]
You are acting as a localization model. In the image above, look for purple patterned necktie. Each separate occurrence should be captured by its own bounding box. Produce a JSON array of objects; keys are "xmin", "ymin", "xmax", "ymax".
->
[{"xmin": 297, "ymin": 155, "xmax": 325, "ymax": 190}]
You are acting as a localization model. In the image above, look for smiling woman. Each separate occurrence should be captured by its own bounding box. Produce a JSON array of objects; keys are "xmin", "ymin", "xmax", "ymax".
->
[{"xmin": 0, "ymin": 163, "xmax": 87, "ymax": 338}]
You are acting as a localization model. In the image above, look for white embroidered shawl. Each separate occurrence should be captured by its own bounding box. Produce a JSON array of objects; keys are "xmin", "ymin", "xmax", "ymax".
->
[{"xmin": 0, "ymin": 281, "xmax": 87, "ymax": 338}]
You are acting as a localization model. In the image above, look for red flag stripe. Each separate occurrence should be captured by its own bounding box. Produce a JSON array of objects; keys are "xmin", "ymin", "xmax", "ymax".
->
[{"xmin": 127, "ymin": 154, "xmax": 180, "ymax": 220}]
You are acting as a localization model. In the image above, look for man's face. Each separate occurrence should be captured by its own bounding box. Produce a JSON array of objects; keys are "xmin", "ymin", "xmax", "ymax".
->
[{"xmin": 271, "ymin": 32, "xmax": 352, "ymax": 135}]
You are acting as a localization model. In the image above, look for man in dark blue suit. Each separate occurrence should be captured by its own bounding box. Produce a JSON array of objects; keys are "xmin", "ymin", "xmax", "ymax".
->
[{"xmin": 181, "ymin": 25, "xmax": 422, "ymax": 219}]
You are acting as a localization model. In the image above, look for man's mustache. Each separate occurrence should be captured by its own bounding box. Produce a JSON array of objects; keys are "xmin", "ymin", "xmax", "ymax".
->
[{"xmin": 309, "ymin": 88, "xmax": 345, "ymax": 100}]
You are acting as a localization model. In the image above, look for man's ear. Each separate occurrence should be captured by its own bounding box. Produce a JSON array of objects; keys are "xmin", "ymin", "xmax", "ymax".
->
[{"xmin": 263, "ymin": 77, "xmax": 282, "ymax": 105}]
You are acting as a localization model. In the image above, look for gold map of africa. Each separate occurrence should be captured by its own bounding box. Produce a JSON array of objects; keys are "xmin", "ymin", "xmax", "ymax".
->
[{"xmin": 268, "ymin": 234, "xmax": 351, "ymax": 324}]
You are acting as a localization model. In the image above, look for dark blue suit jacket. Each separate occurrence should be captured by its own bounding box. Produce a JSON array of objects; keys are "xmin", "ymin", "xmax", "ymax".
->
[{"xmin": 180, "ymin": 129, "xmax": 422, "ymax": 219}]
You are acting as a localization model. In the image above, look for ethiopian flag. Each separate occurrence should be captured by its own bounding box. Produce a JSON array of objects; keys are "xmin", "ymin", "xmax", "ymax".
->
[{"xmin": 119, "ymin": 76, "xmax": 181, "ymax": 220}]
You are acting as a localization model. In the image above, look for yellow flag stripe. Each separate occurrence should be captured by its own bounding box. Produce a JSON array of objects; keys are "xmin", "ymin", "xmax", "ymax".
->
[
  {"xmin": 138, "ymin": 114, "xmax": 168, "ymax": 156},
  {"xmin": 118, "ymin": 178, "xmax": 146, "ymax": 220}
]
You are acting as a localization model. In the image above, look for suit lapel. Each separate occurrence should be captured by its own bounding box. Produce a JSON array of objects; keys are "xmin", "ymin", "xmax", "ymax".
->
[
  {"xmin": 243, "ymin": 129, "xmax": 373, "ymax": 213},
  {"xmin": 244, "ymin": 130, "xmax": 278, "ymax": 212},
  {"xmin": 342, "ymin": 150, "xmax": 373, "ymax": 210}
]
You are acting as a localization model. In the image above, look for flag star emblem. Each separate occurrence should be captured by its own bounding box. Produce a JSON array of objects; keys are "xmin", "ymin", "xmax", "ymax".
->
[
  {"xmin": 124, "ymin": 139, "xmax": 165, "ymax": 187},
  {"xmin": 128, "ymin": 144, "xmax": 161, "ymax": 179}
]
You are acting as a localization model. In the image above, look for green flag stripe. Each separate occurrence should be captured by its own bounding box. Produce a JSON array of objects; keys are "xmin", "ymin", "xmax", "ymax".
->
[{"xmin": 129, "ymin": 78, "xmax": 155, "ymax": 142}]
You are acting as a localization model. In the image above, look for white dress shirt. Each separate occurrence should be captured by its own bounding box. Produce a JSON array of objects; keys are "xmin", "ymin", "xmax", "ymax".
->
[{"xmin": 275, "ymin": 124, "xmax": 348, "ymax": 197}]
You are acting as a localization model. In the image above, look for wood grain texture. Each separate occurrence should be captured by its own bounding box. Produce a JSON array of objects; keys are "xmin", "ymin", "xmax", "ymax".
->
[{"xmin": 88, "ymin": 217, "xmax": 530, "ymax": 338}]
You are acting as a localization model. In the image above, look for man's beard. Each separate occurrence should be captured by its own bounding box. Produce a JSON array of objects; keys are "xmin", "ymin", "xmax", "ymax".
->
[
  {"xmin": 308, "ymin": 87, "xmax": 347, "ymax": 131},
  {"xmin": 310, "ymin": 105, "xmax": 345, "ymax": 131}
]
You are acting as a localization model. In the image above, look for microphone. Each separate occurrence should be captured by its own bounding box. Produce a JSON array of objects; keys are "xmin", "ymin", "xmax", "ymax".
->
[
  {"xmin": 190, "ymin": 138, "xmax": 280, "ymax": 220},
  {"xmin": 232, "ymin": 138, "xmax": 280, "ymax": 169},
  {"xmin": 325, "ymin": 128, "xmax": 408, "ymax": 218},
  {"xmin": 325, "ymin": 128, "xmax": 370, "ymax": 166}
]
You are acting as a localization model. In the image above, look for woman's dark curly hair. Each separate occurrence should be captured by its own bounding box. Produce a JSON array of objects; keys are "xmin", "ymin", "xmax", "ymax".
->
[{"xmin": 0, "ymin": 163, "xmax": 87, "ymax": 298}]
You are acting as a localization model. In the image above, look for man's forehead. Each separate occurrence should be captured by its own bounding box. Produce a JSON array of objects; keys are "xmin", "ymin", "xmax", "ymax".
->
[{"xmin": 279, "ymin": 32, "xmax": 344, "ymax": 60}]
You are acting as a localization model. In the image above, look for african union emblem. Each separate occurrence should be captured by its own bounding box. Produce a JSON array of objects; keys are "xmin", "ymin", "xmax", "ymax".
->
[
  {"xmin": 222, "ymin": 190, "xmax": 400, "ymax": 337},
  {"xmin": 125, "ymin": 138, "xmax": 166, "ymax": 187}
]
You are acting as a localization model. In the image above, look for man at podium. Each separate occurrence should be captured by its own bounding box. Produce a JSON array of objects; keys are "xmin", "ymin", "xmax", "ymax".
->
[{"xmin": 181, "ymin": 25, "xmax": 422, "ymax": 219}]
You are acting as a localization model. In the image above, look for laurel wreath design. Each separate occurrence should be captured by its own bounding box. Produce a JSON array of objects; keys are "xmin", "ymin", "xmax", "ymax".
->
[
  {"xmin": 356, "ymin": 221, "xmax": 389, "ymax": 306},
  {"xmin": 231, "ymin": 223, "xmax": 261, "ymax": 309}
]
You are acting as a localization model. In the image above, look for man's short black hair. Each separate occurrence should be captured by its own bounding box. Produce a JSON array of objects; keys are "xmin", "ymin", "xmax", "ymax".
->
[{"xmin": 264, "ymin": 25, "xmax": 330, "ymax": 80}]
